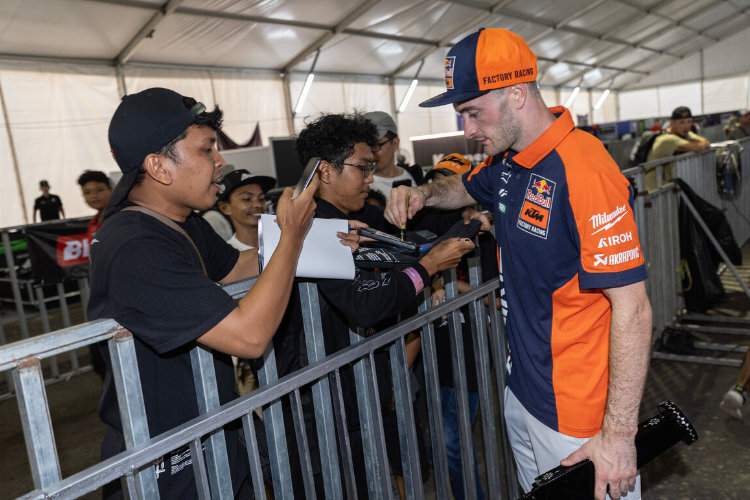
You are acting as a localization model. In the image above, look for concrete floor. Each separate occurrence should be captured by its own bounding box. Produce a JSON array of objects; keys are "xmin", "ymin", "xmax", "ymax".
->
[{"xmin": 1, "ymin": 256, "xmax": 749, "ymax": 499}]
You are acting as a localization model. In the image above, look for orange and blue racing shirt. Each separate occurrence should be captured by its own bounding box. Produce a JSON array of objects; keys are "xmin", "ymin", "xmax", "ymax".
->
[{"xmin": 463, "ymin": 107, "xmax": 647, "ymax": 437}]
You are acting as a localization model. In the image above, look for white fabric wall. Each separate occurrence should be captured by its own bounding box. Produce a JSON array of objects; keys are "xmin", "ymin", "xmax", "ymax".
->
[
  {"xmin": 619, "ymin": 74, "xmax": 750, "ymax": 120},
  {"xmin": 396, "ymin": 81, "xmax": 460, "ymax": 165},
  {"xmin": 592, "ymin": 89, "xmax": 617, "ymax": 125},
  {"xmin": 0, "ymin": 84, "xmax": 24, "ymax": 227},
  {"xmin": 658, "ymin": 82, "xmax": 702, "ymax": 117},
  {"xmin": 209, "ymin": 71, "xmax": 290, "ymax": 145},
  {"xmin": 0, "ymin": 62, "xmax": 119, "ymax": 227},
  {"xmin": 290, "ymin": 76, "xmax": 391, "ymax": 131},
  {"xmin": 703, "ymin": 75, "xmax": 750, "ymax": 114},
  {"xmin": 618, "ymin": 88, "xmax": 660, "ymax": 120}
]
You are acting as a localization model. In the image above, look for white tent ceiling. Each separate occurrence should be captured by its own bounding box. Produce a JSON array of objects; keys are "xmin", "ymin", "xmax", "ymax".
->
[
  {"xmin": 2, "ymin": 0, "xmax": 750, "ymax": 92},
  {"xmin": 1, "ymin": 0, "xmax": 749, "ymax": 228}
]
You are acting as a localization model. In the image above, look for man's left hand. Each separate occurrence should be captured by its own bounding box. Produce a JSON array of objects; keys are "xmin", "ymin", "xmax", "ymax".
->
[
  {"xmin": 560, "ymin": 431, "xmax": 637, "ymax": 500},
  {"xmin": 461, "ymin": 207, "xmax": 491, "ymax": 232}
]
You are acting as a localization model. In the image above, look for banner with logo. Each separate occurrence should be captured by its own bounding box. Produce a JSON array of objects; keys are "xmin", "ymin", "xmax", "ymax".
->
[{"xmin": 25, "ymin": 220, "xmax": 91, "ymax": 283}]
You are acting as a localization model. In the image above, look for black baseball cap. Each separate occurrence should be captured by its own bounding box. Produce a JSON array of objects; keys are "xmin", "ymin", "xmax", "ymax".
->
[
  {"xmin": 671, "ymin": 106, "xmax": 693, "ymax": 120},
  {"xmin": 218, "ymin": 169, "xmax": 276, "ymax": 202},
  {"xmin": 107, "ymin": 87, "xmax": 207, "ymax": 206}
]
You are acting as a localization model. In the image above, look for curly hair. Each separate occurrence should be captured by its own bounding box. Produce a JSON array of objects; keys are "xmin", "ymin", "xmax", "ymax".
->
[
  {"xmin": 77, "ymin": 170, "xmax": 111, "ymax": 188},
  {"xmin": 296, "ymin": 113, "xmax": 378, "ymax": 173}
]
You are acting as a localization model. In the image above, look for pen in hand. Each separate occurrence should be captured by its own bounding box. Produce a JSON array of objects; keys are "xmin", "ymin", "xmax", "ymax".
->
[{"xmin": 401, "ymin": 195, "xmax": 409, "ymax": 241}]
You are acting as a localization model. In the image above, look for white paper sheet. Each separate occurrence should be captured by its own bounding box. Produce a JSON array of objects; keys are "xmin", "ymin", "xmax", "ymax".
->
[{"xmin": 258, "ymin": 214, "xmax": 355, "ymax": 279}]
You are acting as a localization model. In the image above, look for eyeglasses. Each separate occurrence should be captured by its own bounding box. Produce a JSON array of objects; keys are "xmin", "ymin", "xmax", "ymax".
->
[
  {"xmin": 372, "ymin": 137, "xmax": 394, "ymax": 152},
  {"xmin": 339, "ymin": 161, "xmax": 376, "ymax": 179}
]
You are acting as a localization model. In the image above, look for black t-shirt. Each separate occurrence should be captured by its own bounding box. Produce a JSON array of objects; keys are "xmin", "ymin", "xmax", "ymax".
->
[
  {"xmin": 34, "ymin": 194, "xmax": 63, "ymax": 221},
  {"xmin": 88, "ymin": 202, "xmax": 245, "ymax": 497}
]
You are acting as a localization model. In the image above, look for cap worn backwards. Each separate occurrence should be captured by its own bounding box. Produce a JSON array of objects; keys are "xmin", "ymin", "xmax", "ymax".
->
[
  {"xmin": 217, "ymin": 169, "xmax": 276, "ymax": 202},
  {"xmin": 107, "ymin": 87, "xmax": 206, "ymax": 206},
  {"xmin": 671, "ymin": 106, "xmax": 693, "ymax": 120},
  {"xmin": 420, "ymin": 28, "xmax": 538, "ymax": 108}
]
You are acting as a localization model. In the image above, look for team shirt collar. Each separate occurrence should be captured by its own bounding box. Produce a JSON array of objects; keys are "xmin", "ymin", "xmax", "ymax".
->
[{"xmin": 510, "ymin": 106, "xmax": 575, "ymax": 169}]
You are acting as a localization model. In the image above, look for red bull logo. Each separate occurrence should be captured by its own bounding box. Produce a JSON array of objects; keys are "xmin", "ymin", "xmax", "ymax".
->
[
  {"xmin": 518, "ymin": 174, "xmax": 556, "ymax": 239},
  {"xmin": 533, "ymin": 179, "xmax": 551, "ymax": 194}
]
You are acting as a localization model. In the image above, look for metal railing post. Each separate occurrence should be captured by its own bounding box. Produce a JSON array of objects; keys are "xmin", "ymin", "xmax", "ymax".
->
[
  {"xmin": 442, "ymin": 268, "xmax": 477, "ymax": 499},
  {"xmin": 349, "ymin": 327, "xmax": 391, "ymax": 498},
  {"xmin": 108, "ymin": 328, "xmax": 159, "ymax": 499},
  {"xmin": 2, "ymin": 229, "xmax": 29, "ymax": 338},
  {"xmin": 34, "ymin": 286, "xmax": 59, "ymax": 378},
  {"xmin": 13, "ymin": 356, "xmax": 61, "ymax": 489},
  {"xmin": 468, "ymin": 257, "xmax": 502, "ymax": 498},
  {"xmin": 389, "ymin": 335, "xmax": 423, "ymax": 500},
  {"xmin": 299, "ymin": 282, "xmax": 343, "ymax": 499},
  {"xmin": 190, "ymin": 345, "xmax": 233, "ymax": 499},
  {"xmin": 255, "ymin": 343, "xmax": 294, "ymax": 499},
  {"xmin": 417, "ymin": 288, "xmax": 451, "ymax": 497}
]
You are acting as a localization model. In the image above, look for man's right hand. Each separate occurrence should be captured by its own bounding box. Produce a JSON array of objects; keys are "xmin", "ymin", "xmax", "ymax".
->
[
  {"xmin": 384, "ymin": 185, "xmax": 425, "ymax": 228},
  {"xmin": 274, "ymin": 176, "xmax": 318, "ymax": 246},
  {"xmin": 418, "ymin": 238, "xmax": 475, "ymax": 276}
]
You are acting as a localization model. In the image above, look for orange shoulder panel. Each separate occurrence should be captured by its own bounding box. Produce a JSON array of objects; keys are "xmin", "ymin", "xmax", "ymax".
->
[{"xmin": 557, "ymin": 131, "xmax": 644, "ymax": 275}]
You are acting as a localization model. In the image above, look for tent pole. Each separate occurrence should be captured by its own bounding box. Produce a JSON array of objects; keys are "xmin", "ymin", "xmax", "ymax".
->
[
  {"xmin": 282, "ymin": 72, "xmax": 294, "ymax": 135},
  {"xmin": 388, "ymin": 77, "xmax": 397, "ymax": 120},
  {"xmin": 0, "ymin": 79, "xmax": 28, "ymax": 224},
  {"xmin": 115, "ymin": 64, "xmax": 127, "ymax": 97}
]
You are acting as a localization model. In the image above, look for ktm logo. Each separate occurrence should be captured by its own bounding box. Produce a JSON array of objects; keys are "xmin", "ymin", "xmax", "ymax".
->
[
  {"xmin": 441, "ymin": 155, "xmax": 469, "ymax": 167},
  {"xmin": 524, "ymin": 207, "xmax": 544, "ymax": 221}
]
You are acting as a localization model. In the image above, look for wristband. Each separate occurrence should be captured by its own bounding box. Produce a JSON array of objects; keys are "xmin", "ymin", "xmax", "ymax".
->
[{"xmin": 402, "ymin": 267, "xmax": 424, "ymax": 294}]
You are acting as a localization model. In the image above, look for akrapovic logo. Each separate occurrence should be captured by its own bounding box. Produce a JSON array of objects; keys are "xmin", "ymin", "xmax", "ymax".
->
[
  {"xmin": 590, "ymin": 204, "xmax": 627, "ymax": 235},
  {"xmin": 593, "ymin": 246, "xmax": 640, "ymax": 266}
]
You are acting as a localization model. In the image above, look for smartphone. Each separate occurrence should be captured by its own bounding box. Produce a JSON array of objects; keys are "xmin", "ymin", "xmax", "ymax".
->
[
  {"xmin": 357, "ymin": 227, "xmax": 421, "ymax": 252},
  {"xmin": 292, "ymin": 157, "xmax": 321, "ymax": 198}
]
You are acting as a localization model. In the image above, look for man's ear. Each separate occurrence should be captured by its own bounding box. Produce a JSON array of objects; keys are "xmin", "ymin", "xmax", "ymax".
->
[
  {"xmin": 143, "ymin": 154, "xmax": 172, "ymax": 185},
  {"xmin": 218, "ymin": 200, "xmax": 231, "ymax": 216},
  {"xmin": 509, "ymin": 84, "xmax": 528, "ymax": 110},
  {"xmin": 393, "ymin": 136, "xmax": 400, "ymax": 150},
  {"xmin": 318, "ymin": 160, "xmax": 335, "ymax": 185}
]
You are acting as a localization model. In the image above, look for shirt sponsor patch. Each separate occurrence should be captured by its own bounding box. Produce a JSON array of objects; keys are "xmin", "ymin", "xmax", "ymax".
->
[
  {"xmin": 597, "ymin": 231, "xmax": 633, "ymax": 248},
  {"xmin": 593, "ymin": 246, "xmax": 640, "ymax": 267},
  {"xmin": 445, "ymin": 56, "xmax": 455, "ymax": 89},
  {"xmin": 590, "ymin": 204, "xmax": 628, "ymax": 235},
  {"xmin": 517, "ymin": 174, "xmax": 555, "ymax": 239}
]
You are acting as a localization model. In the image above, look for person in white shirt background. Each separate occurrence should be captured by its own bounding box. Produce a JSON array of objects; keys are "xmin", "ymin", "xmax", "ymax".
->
[{"xmin": 218, "ymin": 168, "xmax": 276, "ymax": 251}]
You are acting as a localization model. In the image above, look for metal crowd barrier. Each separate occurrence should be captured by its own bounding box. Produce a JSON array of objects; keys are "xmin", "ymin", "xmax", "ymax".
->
[
  {"xmin": 5, "ymin": 139, "xmax": 748, "ymax": 498},
  {"xmin": 1, "ymin": 261, "xmax": 520, "ymax": 499},
  {"xmin": 624, "ymin": 138, "xmax": 750, "ymax": 366},
  {"xmin": 0, "ymin": 218, "xmax": 94, "ymax": 400}
]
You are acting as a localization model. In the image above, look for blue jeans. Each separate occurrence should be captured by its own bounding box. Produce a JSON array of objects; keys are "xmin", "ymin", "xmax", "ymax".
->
[{"xmin": 440, "ymin": 386, "xmax": 485, "ymax": 500}]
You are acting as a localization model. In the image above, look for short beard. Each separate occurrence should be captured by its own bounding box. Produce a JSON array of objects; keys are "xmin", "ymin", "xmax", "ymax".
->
[{"xmin": 485, "ymin": 93, "xmax": 522, "ymax": 156}]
